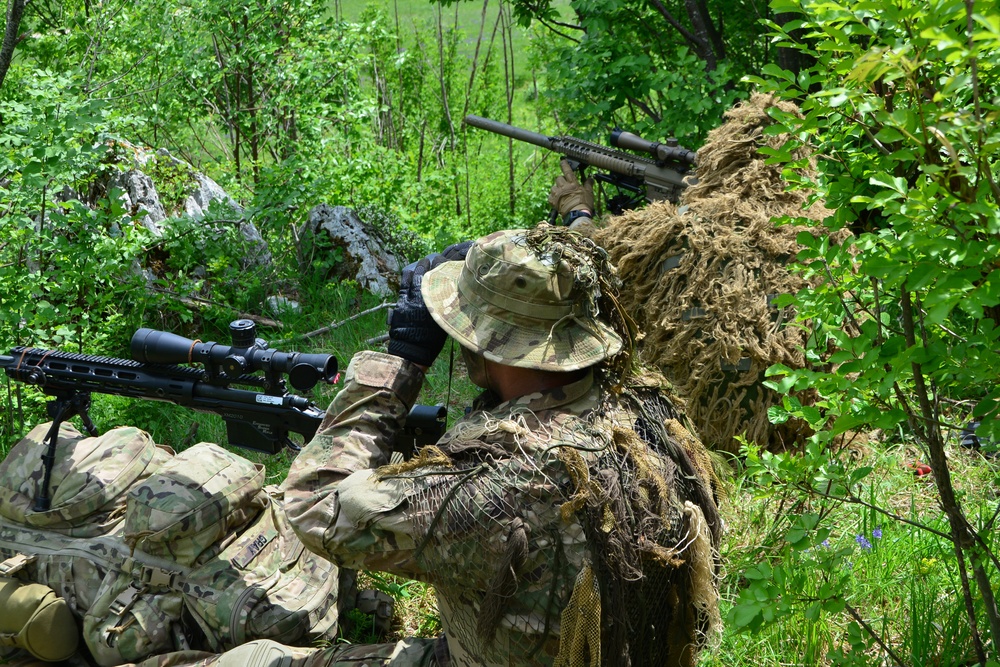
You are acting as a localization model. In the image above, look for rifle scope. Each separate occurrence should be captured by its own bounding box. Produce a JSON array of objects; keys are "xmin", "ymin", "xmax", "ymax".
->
[
  {"xmin": 131, "ymin": 320, "xmax": 337, "ymax": 392},
  {"xmin": 610, "ymin": 129, "xmax": 698, "ymax": 167}
]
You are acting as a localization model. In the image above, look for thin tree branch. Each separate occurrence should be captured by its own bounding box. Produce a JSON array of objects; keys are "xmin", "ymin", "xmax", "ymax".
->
[
  {"xmin": 294, "ymin": 302, "xmax": 392, "ymax": 342},
  {"xmin": 843, "ymin": 602, "xmax": 906, "ymax": 667},
  {"xmin": 645, "ymin": 0, "xmax": 700, "ymax": 48},
  {"xmin": 535, "ymin": 16, "xmax": 581, "ymax": 43},
  {"xmin": 804, "ymin": 484, "xmax": 953, "ymax": 540}
]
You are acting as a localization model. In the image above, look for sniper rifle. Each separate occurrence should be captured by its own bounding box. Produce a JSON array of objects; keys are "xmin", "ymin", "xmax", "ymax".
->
[
  {"xmin": 463, "ymin": 114, "xmax": 699, "ymax": 214},
  {"xmin": 1, "ymin": 319, "xmax": 446, "ymax": 511}
]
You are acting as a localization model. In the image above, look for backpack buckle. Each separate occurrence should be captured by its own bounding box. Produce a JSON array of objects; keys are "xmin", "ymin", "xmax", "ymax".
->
[{"xmin": 0, "ymin": 553, "xmax": 36, "ymax": 576}]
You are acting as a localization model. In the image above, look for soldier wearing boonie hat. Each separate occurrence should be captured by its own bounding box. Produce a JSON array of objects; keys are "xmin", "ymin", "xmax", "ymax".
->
[
  {"xmin": 422, "ymin": 228, "xmax": 622, "ymax": 373},
  {"xmin": 137, "ymin": 225, "xmax": 721, "ymax": 667}
]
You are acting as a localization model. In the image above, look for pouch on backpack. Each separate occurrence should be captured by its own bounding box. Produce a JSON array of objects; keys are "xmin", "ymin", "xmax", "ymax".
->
[
  {"xmin": 123, "ymin": 442, "xmax": 267, "ymax": 566},
  {"xmin": 0, "ymin": 576, "xmax": 79, "ymax": 662},
  {"xmin": 0, "ymin": 422, "xmax": 172, "ymax": 537},
  {"xmin": 181, "ymin": 492, "xmax": 342, "ymax": 650}
]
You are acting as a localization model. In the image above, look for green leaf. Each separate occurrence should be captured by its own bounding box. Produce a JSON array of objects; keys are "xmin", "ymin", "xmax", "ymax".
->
[
  {"xmin": 848, "ymin": 466, "xmax": 874, "ymax": 485},
  {"xmin": 786, "ymin": 528, "xmax": 810, "ymax": 549},
  {"xmin": 874, "ymin": 126, "xmax": 904, "ymax": 143},
  {"xmin": 768, "ymin": 405, "xmax": 791, "ymax": 424},
  {"xmin": 731, "ymin": 603, "xmax": 761, "ymax": 629},
  {"xmin": 764, "ymin": 374, "xmax": 797, "ymax": 394},
  {"xmin": 870, "ymin": 173, "xmax": 907, "ymax": 194},
  {"xmin": 761, "ymin": 64, "xmax": 796, "ymax": 83},
  {"xmin": 831, "ymin": 413, "xmax": 868, "ymax": 435},
  {"xmin": 823, "ymin": 598, "xmax": 847, "ymax": 614}
]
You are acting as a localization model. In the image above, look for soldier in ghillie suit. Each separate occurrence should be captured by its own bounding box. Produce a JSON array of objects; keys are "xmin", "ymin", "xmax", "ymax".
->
[{"xmin": 128, "ymin": 226, "xmax": 721, "ymax": 667}]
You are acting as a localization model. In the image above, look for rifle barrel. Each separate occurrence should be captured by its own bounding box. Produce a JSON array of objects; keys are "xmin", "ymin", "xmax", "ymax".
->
[{"xmin": 464, "ymin": 115, "xmax": 554, "ymax": 150}]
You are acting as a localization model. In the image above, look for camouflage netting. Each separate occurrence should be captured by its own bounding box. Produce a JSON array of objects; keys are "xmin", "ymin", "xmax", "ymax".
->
[
  {"xmin": 378, "ymin": 383, "xmax": 722, "ymax": 667},
  {"xmin": 595, "ymin": 92, "xmax": 846, "ymax": 454}
]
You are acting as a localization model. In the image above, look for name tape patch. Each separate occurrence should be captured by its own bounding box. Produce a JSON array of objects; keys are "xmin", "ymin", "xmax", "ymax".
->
[{"xmin": 231, "ymin": 531, "xmax": 276, "ymax": 569}]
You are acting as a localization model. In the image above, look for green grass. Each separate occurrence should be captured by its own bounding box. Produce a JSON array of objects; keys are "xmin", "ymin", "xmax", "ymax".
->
[
  {"xmin": 335, "ymin": 0, "xmax": 534, "ymax": 60},
  {"xmin": 709, "ymin": 440, "xmax": 997, "ymax": 666}
]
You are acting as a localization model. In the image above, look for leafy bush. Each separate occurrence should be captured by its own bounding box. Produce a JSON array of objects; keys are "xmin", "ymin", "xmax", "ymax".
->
[
  {"xmin": 0, "ymin": 71, "xmax": 149, "ymax": 352},
  {"xmin": 724, "ymin": 0, "xmax": 1000, "ymax": 662}
]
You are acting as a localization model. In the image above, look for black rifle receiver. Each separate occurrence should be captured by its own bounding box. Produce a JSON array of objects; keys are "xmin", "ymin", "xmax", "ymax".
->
[{"xmin": 2, "ymin": 320, "xmax": 446, "ymax": 510}]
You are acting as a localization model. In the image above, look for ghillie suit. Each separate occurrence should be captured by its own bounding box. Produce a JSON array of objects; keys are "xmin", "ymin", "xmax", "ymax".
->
[
  {"xmin": 272, "ymin": 226, "xmax": 722, "ymax": 667},
  {"xmin": 595, "ymin": 93, "xmax": 846, "ymax": 453}
]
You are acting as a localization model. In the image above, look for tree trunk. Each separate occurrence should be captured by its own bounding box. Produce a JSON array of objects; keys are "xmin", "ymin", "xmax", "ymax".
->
[
  {"xmin": 0, "ymin": 0, "xmax": 27, "ymax": 91},
  {"xmin": 773, "ymin": 12, "xmax": 816, "ymax": 81},
  {"xmin": 901, "ymin": 287, "xmax": 1000, "ymax": 661}
]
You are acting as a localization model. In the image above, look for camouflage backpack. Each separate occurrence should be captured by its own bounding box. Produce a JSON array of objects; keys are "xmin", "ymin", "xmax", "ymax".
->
[{"xmin": 0, "ymin": 422, "xmax": 349, "ymax": 666}]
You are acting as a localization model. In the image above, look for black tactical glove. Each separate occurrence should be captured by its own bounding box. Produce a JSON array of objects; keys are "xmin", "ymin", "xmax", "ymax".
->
[
  {"xmin": 387, "ymin": 242, "xmax": 471, "ymax": 367},
  {"xmin": 441, "ymin": 240, "xmax": 473, "ymax": 262}
]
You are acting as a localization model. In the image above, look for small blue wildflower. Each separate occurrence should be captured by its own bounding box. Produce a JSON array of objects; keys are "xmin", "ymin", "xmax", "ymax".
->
[
  {"xmin": 821, "ymin": 539, "xmax": 830, "ymax": 548},
  {"xmin": 855, "ymin": 534, "xmax": 872, "ymax": 550},
  {"xmin": 872, "ymin": 527, "xmax": 883, "ymax": 540}
]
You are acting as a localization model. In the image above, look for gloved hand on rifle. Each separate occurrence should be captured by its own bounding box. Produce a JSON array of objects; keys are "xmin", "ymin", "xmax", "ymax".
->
[
  {"xmin": 548, "ymin": 159, "xmax": 595, "ymax": 228},
  {"xmin": 387, "ymin": 241, "xmax": 472, "ymax": 368}
]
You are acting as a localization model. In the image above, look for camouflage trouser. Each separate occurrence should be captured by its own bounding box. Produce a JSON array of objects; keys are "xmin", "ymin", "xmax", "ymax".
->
[{"xmin": 129, "ymin": 638, "xmax": 444, "ymax": 667}]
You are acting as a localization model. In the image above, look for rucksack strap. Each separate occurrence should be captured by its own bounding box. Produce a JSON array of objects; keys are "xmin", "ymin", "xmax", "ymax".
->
[{"xmin": 121, "ymin": 556, "xmax": 184, "ymax": 589}]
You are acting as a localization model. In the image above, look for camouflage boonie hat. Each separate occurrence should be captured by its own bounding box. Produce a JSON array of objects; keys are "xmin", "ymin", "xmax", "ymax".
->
[{"xmin": 423, "ymin": 229, "xmax": 623, "ymax": 371}]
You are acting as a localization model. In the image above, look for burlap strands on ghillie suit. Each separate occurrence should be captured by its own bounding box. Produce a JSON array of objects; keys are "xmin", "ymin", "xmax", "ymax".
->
[
  {"xmin": 518, "ymin": 227, "xmax": 723, "ymax": 667},
  {"xmin": 595, "ymin": 93, "xmax": 846, "ymax": 454}
]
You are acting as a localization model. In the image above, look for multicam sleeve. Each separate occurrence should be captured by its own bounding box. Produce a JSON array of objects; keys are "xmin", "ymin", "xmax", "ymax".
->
[{"xmin": 282, "ymin": 351, "xmax": 425, "ymax": 568}]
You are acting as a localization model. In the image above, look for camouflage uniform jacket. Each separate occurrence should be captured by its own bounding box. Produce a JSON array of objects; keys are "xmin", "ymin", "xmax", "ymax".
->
[{"xmin": 282, "ymin": 351, "xmax": 602, "ymax": 667}]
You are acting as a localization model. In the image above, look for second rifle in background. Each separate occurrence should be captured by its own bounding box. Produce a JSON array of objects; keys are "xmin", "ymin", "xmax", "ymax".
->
[{"xmin": 463, "ymin": 114, "xmax": 698, "ymax": 215}]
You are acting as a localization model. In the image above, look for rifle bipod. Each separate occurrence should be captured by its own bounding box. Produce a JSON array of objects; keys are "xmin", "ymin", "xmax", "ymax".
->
[{"xmin": 34, "ymin": 391, "xmax": 99, "ymax": 512}]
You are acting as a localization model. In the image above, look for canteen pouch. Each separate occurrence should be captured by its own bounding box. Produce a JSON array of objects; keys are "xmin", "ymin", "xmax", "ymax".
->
[
  {"xmin": 0, "ymin": 576, "xmax": 79, "ymax": 662},
  {"xmin": 83, "ymin": 575, "xmax": 185, "ymax": 667}
]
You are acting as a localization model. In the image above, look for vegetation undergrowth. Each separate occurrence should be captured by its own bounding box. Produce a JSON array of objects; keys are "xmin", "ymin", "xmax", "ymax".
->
[
  {"xmin": 717, "ymin": 0, "xmax": 1000, "ymax": 663},
  {"xmin": 709, "ymin": 439, "xmax": 998, "ymax": 666}
]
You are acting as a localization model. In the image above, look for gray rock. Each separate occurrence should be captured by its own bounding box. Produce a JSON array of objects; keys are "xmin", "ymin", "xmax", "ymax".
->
[
  {"xmin": 110, "ymin": 168, "xmax": 167, "ymax": 236},
  {"xmin": 237, "ymin": 217, "xmax": 273, "ymax": 270},
  {"xmin": 266, "ymin": 296, "xmax": 301, "ymax": 316},
  {"xmin": 299, "ymin": 205, "xmax": 401, "ymax": 297},
  {"xmin": 106, "ymin": 141, "xmax": 271, "ymax": 270},
  {"xmin": 184, "ymin": 172, "xmax": 241, "ymax": 219}
]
